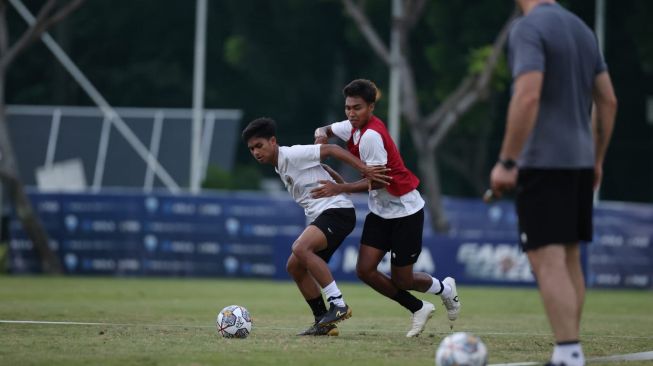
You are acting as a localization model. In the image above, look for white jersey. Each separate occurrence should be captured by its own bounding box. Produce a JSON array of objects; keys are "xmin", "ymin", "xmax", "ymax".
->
[
  {"xmin": 275, "ymin": 144, "xmax": 354, "ymax": 221},
  {"xmin": 331, "ymin": 120, "xmax": 424, "ymax": 219}
]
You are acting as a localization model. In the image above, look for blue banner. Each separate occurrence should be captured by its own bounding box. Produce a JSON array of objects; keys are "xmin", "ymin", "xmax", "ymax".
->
[{"xmin": 8, "ymin": 190, "xmax": 653, "ymax": 289}]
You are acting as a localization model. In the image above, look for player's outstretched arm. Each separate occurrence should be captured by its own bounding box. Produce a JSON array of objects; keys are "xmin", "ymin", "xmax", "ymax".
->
[
  {"xmin": 321, "ymin": 163, "xmax": 345, "ymax": 184},
  {"xmin": 311, "ymin": 178, "xmax": 381, "ymax": 198},
  {"xmin": 319, "ymin": 144, "xmax": 391, "ymax": 186}
]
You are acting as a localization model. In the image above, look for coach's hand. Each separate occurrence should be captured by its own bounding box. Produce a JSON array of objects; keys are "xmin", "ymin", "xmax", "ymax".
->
[
  {"xmin": 489, "ymin": 162, "xmax": 518, "ymax": 199},
  {"xmin": 311, "ymin": 180, "xmax": 342, "ymax": 198}
]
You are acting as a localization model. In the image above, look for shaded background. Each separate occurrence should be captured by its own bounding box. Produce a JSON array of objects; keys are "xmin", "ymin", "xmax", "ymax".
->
[{"xmin": 6, "ymin": 0, "xmax": 653, "ymax": 202}]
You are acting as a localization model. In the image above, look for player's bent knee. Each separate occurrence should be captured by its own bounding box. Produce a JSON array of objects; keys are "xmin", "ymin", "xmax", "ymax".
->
[
  {"xmin": 355, "ymin": 264, "xmax": 375, "ymax": 282},
  {"xmin": 392, "ymin": 276, "xmax": 413, "ymax": 291},
  {"xmin": 286, "ymin": 255, "xmax": 303, "ymax": 276}
]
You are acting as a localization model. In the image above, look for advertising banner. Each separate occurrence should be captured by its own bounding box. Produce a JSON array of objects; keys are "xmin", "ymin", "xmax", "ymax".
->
[{"xmin": 8, "ymin": 191, "xmax": 652, "ymax": 288}]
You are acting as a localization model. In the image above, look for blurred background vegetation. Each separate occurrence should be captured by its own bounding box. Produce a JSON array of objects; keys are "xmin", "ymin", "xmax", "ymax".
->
[{"xmin": 6, "ymin": 0, "xmax": 652, "ymax": 202}]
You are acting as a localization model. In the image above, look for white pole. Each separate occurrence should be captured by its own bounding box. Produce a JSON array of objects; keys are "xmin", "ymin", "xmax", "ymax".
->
[
  {"xmin": 92, "ymin": 115, "xmax": 112, "ymax": 192},
  {"xmin": 200, "ymin": 112, "xmax": 216, "ymax": 182},
  {"xmin": 594, "ymin": 0, "xmax": 606, "ymax": 54},
  {"xmin": 388, "ymin": 0, "xmax": 402, "ymax": 148},
  {"xmin": 191, "ymin": 0, "xmax": 208, "ymax": 194},
  {"xmin": 144, "ymin": 110, "xmax": 165, "ymax": 192},
  {"xmin": 44, "ymin": 108, "xmax": 61, "ymax": 169},
  {"xmin": 8, "ymin": 0, "xmax": 180, "ymax": 193}
]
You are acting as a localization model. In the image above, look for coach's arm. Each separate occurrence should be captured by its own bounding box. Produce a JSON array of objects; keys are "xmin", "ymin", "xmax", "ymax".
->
[{"xmin": 591, "ymin": 71, "xmax": 618, "ymax": 190}]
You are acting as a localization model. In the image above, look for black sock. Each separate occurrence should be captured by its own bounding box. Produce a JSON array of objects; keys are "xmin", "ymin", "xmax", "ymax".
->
[
  {"xmin": 391, "ymin": 289, "xmax": 423, "ymax": 313},
  {"xmin": 306, "ymin": 296, "xmax": 328, "ymax": 322}
]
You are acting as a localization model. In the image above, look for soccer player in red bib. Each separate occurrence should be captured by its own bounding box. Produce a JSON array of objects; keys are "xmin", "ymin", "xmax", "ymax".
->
[{"xmin": 313, "ymin": 79, "xmax": 460, "ymax": 337}]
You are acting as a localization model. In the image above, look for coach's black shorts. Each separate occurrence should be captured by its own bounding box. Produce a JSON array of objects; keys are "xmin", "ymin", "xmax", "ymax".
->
[
  {"xmin": 516, "ymin": 168, "xmax": 594, "ymax": 251},
  {"xmin": 360, "ymin": 208, "xmax": 424, "ymax": 266},
  {"xmin": 310, "ymin": 207, "xmax": 356, "ymax": 262}
]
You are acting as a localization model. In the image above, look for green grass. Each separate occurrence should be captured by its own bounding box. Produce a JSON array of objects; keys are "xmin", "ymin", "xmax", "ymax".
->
[{"xmin": 0, "ymin": 276, "xmax": 651, "ymax": 366}]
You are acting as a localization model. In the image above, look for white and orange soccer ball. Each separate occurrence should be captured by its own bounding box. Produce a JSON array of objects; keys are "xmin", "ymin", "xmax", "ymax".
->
[
  {"xmin": 216, "ymin": 305, "xmax": 252, "ymax": 339},
  {"xmin": 435, "ymin": 332, "xmax": 488, "ymax": 366}
]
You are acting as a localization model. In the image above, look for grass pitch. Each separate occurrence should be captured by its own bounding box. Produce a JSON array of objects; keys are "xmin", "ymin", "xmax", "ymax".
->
[{"xmin": 0, "ymin": 276, "xmax": 651, "ymax": 366}]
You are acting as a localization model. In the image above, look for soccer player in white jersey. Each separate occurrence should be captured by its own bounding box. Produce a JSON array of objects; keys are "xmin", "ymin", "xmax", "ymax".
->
[
  {"xmin": 313, "ymin": 79, "xmax": 460, "ymax": 337},
  {"xmin": 242, "ymin": 117, "xmax": 390, "ymax": 336}
]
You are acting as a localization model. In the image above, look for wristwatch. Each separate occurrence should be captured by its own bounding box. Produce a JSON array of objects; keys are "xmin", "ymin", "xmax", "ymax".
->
[{"xmin": 498, "ymin": 158, "xmax": 517, "ymax": 170}]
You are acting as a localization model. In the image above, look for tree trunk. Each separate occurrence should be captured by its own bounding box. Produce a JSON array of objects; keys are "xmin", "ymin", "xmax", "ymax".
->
[
  {"xmin": 0, "ymin": 65, "xmax": 62, "ymax": 274},
  {"xmin": 416, "ymin": 147, "xmax": 448, "ymax": 232}
]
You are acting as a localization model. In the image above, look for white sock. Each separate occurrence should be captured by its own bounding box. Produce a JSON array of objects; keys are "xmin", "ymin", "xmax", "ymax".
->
[
  {"xmin": 426, "ymin": 277, "xmax": 452, "ymax": 298},
  {"xmin": 551, "ymin": 342, "xmax": 584, "ymax": 366},
  {"xmin": 322, "ymin": 281, "xmax": 345, "ymax": 307}
]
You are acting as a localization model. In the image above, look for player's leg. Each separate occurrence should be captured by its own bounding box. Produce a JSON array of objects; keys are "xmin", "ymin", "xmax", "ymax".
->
[
  {"xmin": 288, "ymin": 245, "xmax": 339, "ymax": 336},
  {"xmin": 286, "ymin": 254, "xmax": 326, "ymax": 319},
  {"xmin": 389, "ymin": 208, "xmax": 460, "ymax": 323},
  {"xmin": 296, "ymin": 208, "xmax": 355, "ymax": 326},
  {"xmin": 291, "ymin": 226, "xmax": 334, "ymax": 287},
  {"xmin": 356, "ymin": 244, "xmax": 398, "ymax": 297},
  {"xmin": 355, "ymin": 212, "xmax": 429, "ymax": 337}
]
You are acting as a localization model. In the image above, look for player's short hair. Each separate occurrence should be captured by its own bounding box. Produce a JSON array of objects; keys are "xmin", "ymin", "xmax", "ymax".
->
[
  {"xmin": 242, "ymin": 117, "xmax": 277, "ymax": 142},
  {"xmin": 343, "ymin": 79, "xmax": 381, "ymax": 104}
]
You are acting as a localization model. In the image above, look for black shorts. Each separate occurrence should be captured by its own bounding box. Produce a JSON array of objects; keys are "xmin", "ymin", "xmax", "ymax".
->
[
  {"xmin": 309, "ymin": 207, "xmax": 356, "ymax": 262},
  {"xmin": 516, "ymin": 168, "xmax": 594, "ymax": 251},
  {"xmin": 360, "ymin": 208, "xmax": 424, "ymax": 266}
]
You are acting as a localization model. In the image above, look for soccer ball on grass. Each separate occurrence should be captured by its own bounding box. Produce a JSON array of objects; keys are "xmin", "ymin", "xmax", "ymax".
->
[
  {"xmin": 435, "ymin": 332, "xmax": 488, "ymax": 366},
  {"xmin": 216, "ymin": 305, "xmax": 252, "ymax": 338}
]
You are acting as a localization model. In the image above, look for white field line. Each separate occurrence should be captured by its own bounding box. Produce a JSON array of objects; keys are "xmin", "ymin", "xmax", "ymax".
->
[
  {"xmin": 1, "ymin": 320, "xmax": 652, "ymax": 341},
  {"xmin": 3, "ymin": 320, "xmax": 652, "ymax": 364},
  {"xmin": 489, "ymin": 352, "xmax": 653, "ymax": 366}
]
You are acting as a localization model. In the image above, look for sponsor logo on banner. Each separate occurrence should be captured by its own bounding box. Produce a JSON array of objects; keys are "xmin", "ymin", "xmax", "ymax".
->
[
  {"xmin": 242, "ymin": 262, "xmax": 276, "ymax": 276},
  {"xmin": 10, "ymin": 239, "xmax": 32, "ymax": 250},
  {"xmin": 82, "ymin": 220, "xmax": 116, "ymax": 233},
  {"xmin": 197, "ymin": 242, "xmax": 220, "ymax": 254},
  {"xmin": 242, "ymin": 224, "xmax": 303, "ymax": 237},
  {"xmin": 120, "ymin": 220, "xmax": 141, "ymax": 233},
  {"xmin": 225, "ymin": 218, "xmax": 240, "ymax": 236},
  {"xmin": 117, "ymin": 259, "xmax": 140, "ymax": 272},
  {"xmin": 163, "ymin": 202, "xmax": 196, "ymax": 215},
  {"xmin": 228, "ymin": 205, "xmax": 283, "ymax": 217},
  {"xmin": 457, "ymin": 242, "xmax": 534, "ymax": 282},
  {"xmin": 83, "ymin": 258, "xmax": 116, "ymax": 271},
  {"xmin": 65, "ymin": 215, "xmax": 78, "ymax": 232},
  {"xmin": 223, "ymin": 256, "xmax": 239, "ymax": 274},
  {"xmin": 338, "ymin": 246, "xmax": 435, "ymax": 274},
  {"xmin": 38, "ymin": 200, "xmax": 60, "ymax": 213},
  {"xmin": 64, "ymin": 253, "xmax": 78, "ymax": 271},
  {"xmin": 145, "ymin": 197, "xmax": 159, "ymax": 213},
  {"xmin": 144, "ymin": 235, "xmax": 158, "ymax": 252},
  {"xmin": 161, "ymin": 240, "xmax": 195, "ymax": 253},
  {"xmin": 199, "ymin": 203, "xmax": 222, "ymax": 216}
]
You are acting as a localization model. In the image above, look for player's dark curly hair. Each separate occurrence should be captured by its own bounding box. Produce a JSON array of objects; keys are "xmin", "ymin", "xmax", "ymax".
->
[
  {"xmin": 343, "ymin": 79, "xmax": 381, "ymax": 104},
  {"xmin": 241, "ymin": 117, "xmax": 277, "ymax": 142}
]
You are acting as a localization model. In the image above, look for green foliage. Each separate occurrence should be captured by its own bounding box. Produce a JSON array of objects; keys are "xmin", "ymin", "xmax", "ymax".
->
[
  {"xmin": 223, "ymin": 35, "xmax": 247, "ymax": 68},
  {"xmin": 0, "ymin": 277, "xmax": 651, "ymax": 365},
  {"xmin": 202, "ymin": 164, "xmax": 262, "ymax": 190},
  {"xmin": 467, "ymin": 45, "xmax": 510, "ymax": 92},
  {"xmin": 4, "ymin": 0, "xmax": 652, "ymax": 201}
]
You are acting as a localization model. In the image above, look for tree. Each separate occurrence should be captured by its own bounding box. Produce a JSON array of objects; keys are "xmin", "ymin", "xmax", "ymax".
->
[
  {"xmin": 341, "ymin": 0, "xmax": 517, "ymax": 230},
  {"xmin": 0, "ymin": 0, "xmax": 84, "ymax": 273}
]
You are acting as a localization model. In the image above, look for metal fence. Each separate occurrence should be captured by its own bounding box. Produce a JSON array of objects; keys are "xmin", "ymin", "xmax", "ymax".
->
[{"xmin": 7, "ymin": 105, "xmax": 242, "ymax": 192}]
